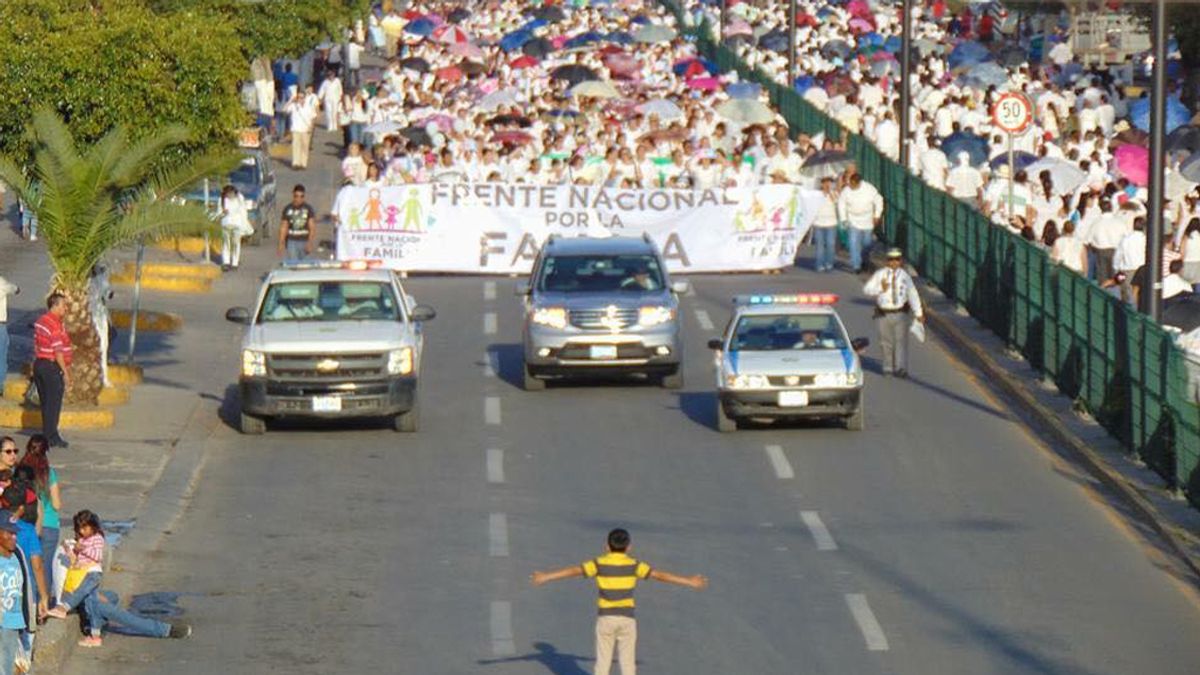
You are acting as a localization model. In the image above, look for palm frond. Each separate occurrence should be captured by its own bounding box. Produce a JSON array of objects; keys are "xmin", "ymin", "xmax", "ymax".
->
[
  {"xmin": 111, "ymin": 199, "xmax": 219, "ymax": 247},
  {"xmin": 0, "ymin": 157, "xmax": 33, "ymax": 206},
  {"xmin": 29, "ymin": 111, "xmax": 80, "ymax": 180},
  {"xmin": 147, "ymin": 148, "xmax": 239, "ymax": 201},
  {"xmin": 107, "ymin": 125, "xmax": 191, "ymax": 188}
]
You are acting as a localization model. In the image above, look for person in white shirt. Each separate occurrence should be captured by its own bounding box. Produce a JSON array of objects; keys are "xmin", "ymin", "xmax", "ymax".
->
[
  {"xmin": 316, "ymin": 69, "xmax": 344, "ymax": 133},
  {"xmin": 862, "ymin": 248, "xmax": 924, "ymax": 378},
  {"xmin": 0, "ymin": 275, "xmax": 18, "ymax": 377},
  {"xmin": 811, "ymin": 177, "xmax": 840, "ymax": 272},
  {"xmin": 285, "ymin": 87, "xmax": 318, "ymax": 169},
  {"xmin": 1050, "ymin": 220, "xmax": 1088, "ymax": 274},
  {"xmin": 1113, "ymin": 217, "xmax": 1147, "ymax": 301},
  {"xmin": 219, "ymin": 185, "xmax": 252, "ymax": 271},
  {"xmin": 918, "ymin": 137, "xmax": 949, "ymax": 190},
  {"xmin": 1088, "ymin": 201, "xmax": 1130, "ymax": 281},
  {"xmin": 873, "ymin": 111, "xmax": 900, "ymax": 161},
  {"xmin": 1163, "ymin": 260, "xmax": 1194, "ymax": 300},
  {"xmin": 838, "ymin": 173, "xmax": 884, "ymax": 272}
]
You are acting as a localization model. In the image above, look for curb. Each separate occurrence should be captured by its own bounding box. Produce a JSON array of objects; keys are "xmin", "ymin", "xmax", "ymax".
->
[
  {"xmin": 118, "ymin": 261, "xmax": 221, "ymax": 281},
  {"xmin": 109, "ymin": 309, "xmax": 184, "ymax": 332},
  {"xmin": 2, "ymin": 377, "xmax": 129, "ymax": 406},
  {"xmin": 151, "ymin": 237, "xmax": 217, "ymax": 256},
  {"xmin": 920, "ymin": 290, "xmax": 1200, "ymax": 582},
  {"xmin": 0, "ymin": 402, "xmax": 115, "ymax": 430},
  {"xmin": 110, "ymin": 274, "xmax": 213, "ymax": 294},
  {"xmin": 19, "ymin": 364, "xmax": 142, "ymax": 386}
]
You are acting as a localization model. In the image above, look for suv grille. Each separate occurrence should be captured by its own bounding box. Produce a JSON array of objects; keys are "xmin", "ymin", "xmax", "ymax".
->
[
  {"xmin": 570, "ymin": 308, "xmax": 639, "ymax": 330},
  {"xmin": 268, "ymin": 353, "xmax": 386, "ymax": 380}
]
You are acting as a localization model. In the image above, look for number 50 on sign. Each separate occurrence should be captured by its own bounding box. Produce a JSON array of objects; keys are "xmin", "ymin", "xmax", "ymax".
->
[{"xmin": 992, "ymin": 93, "xmax": 1033, "ymax": 134}]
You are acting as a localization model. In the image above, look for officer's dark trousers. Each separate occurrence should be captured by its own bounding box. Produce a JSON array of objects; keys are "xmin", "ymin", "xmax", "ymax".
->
[{"xmin": 32, "ymin": 358, "xmax": 65, "ymax": 441}]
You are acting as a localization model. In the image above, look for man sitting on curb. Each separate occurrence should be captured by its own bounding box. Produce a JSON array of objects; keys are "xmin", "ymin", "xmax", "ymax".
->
[{"xmin": 77, "ymin": 590, "xmax": 192, "ymax": 646}]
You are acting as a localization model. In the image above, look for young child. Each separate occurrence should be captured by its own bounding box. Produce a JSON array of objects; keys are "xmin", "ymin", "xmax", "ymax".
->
[{"xmin": 45, "ymin": 510, "xmax": 105, "ymax": 645}]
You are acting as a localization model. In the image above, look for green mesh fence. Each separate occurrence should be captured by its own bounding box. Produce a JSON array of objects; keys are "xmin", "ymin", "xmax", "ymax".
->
[{"xmin": 664, "ymin": 2, "xmax": 1200, "ymax": 505}]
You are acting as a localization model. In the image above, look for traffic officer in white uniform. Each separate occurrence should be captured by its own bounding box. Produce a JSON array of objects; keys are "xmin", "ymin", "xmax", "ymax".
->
[{"xmin": 862, "ymin": 248, "xmax": 924, "ymax": 378}]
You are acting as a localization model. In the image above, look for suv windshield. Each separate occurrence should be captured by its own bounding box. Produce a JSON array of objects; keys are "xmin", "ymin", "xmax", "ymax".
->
[
  {"xmin": 731, "ymin": 314, "xmax": 847, "ymax": 351},
  {"xmin": 258, "ymin": 281, "xmax": 401, "ymax": 322},
  {"xmin": 537, "ymin": 254, "xmax": 665, "ymax": 293},
  {"xmin": 229, "ymin": 159, "xmax": 259, "ymax": 193}
]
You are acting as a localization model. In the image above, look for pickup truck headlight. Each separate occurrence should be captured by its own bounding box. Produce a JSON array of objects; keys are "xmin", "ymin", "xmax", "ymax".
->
[
  {"xmin": 725, "ymin": 374, "xmax": 768, "ymax": 389},
  {"xmin": 387, "ymin": 347, "xmax": 414, "ymax": 375},
  {"xmin": 638, "ymin": 306, "xmax": 674, "ymax": 326},
  {"xmin": 242, "ymin": 350, "xmax": 266, "ymax": 377},
  {"xmin": 531, "ymin": 306, "xmax": 568, "ymax": 329},
  {"xmin": 813, "ymin": 373, "xmax": 861, "ymax": 387}
]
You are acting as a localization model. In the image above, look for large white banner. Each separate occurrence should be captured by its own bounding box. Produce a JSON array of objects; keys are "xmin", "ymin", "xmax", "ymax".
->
[{"xmin": 334, "ymin": 183, "xmax": 826, "ymax": 274}]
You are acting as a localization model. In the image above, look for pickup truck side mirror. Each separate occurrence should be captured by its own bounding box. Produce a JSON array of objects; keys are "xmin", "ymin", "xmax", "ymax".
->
[
  {"xmin": 851, "ymin": 337, "xmax": 870, "ymax": 353},
  {"xmin": 514, "ymin": 280, "xmax": 530, "ymax": 297},
  {"xmin": 670, "ymin": 280, "xmax": 691, "ymax": 295},
  {"xmin": 410, "ymin": 305, "xmax": 437, "ymax": 322},
  {"xmin": 706, "ymin": 338, "xmax": 724, "ymax": 350},
  {"xmin": 225, "ymin": 307, "xmax": 251, "ymax": 325}
]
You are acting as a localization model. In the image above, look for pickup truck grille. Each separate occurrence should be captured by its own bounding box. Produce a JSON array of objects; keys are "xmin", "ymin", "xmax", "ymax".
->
[
  {"xmin": 766, "ymin": 375, "xmax": 817, "ymax": 387},
  {"xmin": 570, "ymin": 308, "xmax": 639, "ymax": 330},
  {"xmin": 267, "ymin": 353, "xmax": 386, "ymax": 379}
]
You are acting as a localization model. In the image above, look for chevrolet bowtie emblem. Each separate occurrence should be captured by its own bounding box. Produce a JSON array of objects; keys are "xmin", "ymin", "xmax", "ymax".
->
[
  {"xmin": 316, "ymin": 358, "xmax": 340, "ymax": 372},
  {"xmin": 599, "ymin": 305, "xmax": 624, "ymax": 333},
  {"xmin": 785, "ymin": 376, "xmax": 800, "ymax": 386}
]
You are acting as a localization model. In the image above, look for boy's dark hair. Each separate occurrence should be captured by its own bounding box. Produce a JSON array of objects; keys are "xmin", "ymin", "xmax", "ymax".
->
[
  {"xmin": 47, "ymin": 293, "xmax": 65, "ymax": 310},
  {"xmin": 607, "ymin": 528, "xmax": 631, "ymax": 552}
]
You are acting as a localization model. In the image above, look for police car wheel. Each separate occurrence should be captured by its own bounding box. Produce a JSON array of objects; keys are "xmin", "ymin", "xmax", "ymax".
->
[
  {"xmin": 523, "ymin": 366, "xmax": 546, "ymax": 391},
  {"xmin": 715, "ymin": 400, "xmax": 737, "ymax": 432},
  {"xmin": 660, "ymin": 369, "xmax": 684, "ymax": 389},
  {"xmin": 845, "ymin": 399, "xmax": 865, "ymax": 431},
  {"xmin": 394, "ymin": 395, "xmax": 420, "ymax": 432},
  {"xmin": 239, "ymin": 411, "xmax": 266, "ymax": 435}
]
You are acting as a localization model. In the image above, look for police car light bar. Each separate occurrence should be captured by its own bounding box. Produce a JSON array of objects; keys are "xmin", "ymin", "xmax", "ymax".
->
[
  {"xmin": 735, "ymin": 293, "xmax": 840, "ymax": 306},
  {"xmin": 279, "ymin": 260, "xmax": 383, "ymax": 271}
]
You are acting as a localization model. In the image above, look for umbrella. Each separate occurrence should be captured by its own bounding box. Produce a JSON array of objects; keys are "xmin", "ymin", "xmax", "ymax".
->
[
  {"xmin": 1115, "ymin": 127, "xmax": 1150, "ymax": 147},
  {"xmin": 1180, "ymin": 153, "xmax": 1200, "ymax": 183},
  {"xmin": 449, "ymin": 42, "xmax": 484, "ymax": 59},
  {"xmin": 913, "ymin": 38, "xmax": 943, "ymax": 57},
  {"xmin": 447, "ymin": 7, "xmax": 470, "ymax": 24},
  {"xmin": 487, "ymin": 113, "xmax": 532, "ymax": 128},
  {"xmin": 522, "ymin": 37, "xmax": 554, "ymax": 58},
  {"xmin": 1130, "ymin": 96, "xmax": 1192, "ymax": 134},
  {"xmin": 848, "ymin": 17, "xmax": 875, "ymax": 34},
  {"xmin": 398, "ymin": 126, "xmax": 434, "ymax": 148},
  {"xmin": 800, "ymin": 151, "xmax": 853, "ymax": 179},
  {"xmin": 941, "ymin": 132, "xmax": 989, "ymax": 167},
  {"xmin": 726, "ymin": 20, "xmax": 753, "ymax": 37},
  {"xmin": 459, "ymin": 60, "xmax": 487, "ymax": 77},
  {"xmin": 434, "ymin": 25, "xmax": 472, "ymax": 44},
  {"xmin": 550, "ymin": 64, "xmax": 599, "ymax": 85},
  {"xmin": 726, "ymin": 82, "xmax": 761, "ymax": 99},
  {"xmin": 510, "ymin": 55, "xmax": 539, "ymax": 69},
  {"xmin": 672, "ymin": 58, "xmax": 717, "ymax": 76},
  {"xmin": 1114, "ymin": 144, "xmax": 1150, "ymax": 186},
  {"xmin": 533, "ymin": 6, "xmax": 566, "ymax": 23},
  {"xmin": 847, "ymin": 0, "xmax": 872, "ymax": 18},
  {"xmin": 796, "ymin": 12, "xmax": 819, "ymax": 28},
  {"xmin": 435, "ymin": 65, "xmax": 464, "ymax": 82},
  {"xmin": 948, "ymin": 40, "xmax": 992, "ymax": 69},
  {"xmin": 716, "ymin": 99, "xmax": 775, "ymax": 125},
  {"xmin": 567, "ymin": 31, "xmax": 603, "ymax": 46},
  {"xmin": 399, "ymin": 56, "xmax": 430, "ymax": 73},
  {"xmin": 821, "ymin": 72, "xmax": 858, "ymax": 97},
  {"xmin": 478, "ymin": 89, "xmax": 521, "ymax": 111},
  {"xmin": 860, "ymin": 32, "xmax": 884, "ymax": 48},
  {"xmin": 963, "ymin": 62, "xmax": 1009, "ymax": 88},
  {"xmin": 988, "ymin": 151, "xmax": 1039, "ymax": 172},
  {"xmin": 1167, "ymin": 125, "xmax": 1200, "ymax": 156},
  {"xmin": 499, "ymin": 30, "xmax": 532, "ymax": 52},
  {"xmin": 1162, "ymin": 294, "xmax": 1200, "ymax": 331},
  {"xmin": 634, "ymin": 24, "xmax": 676, "ymax": 44},
  {"xmin": 604, "ymin": 54, "xmax": 641, "ymax": 77},
  {"xmin": 364, "ymin": 120, "xmax": 402, "ymax": 135},
  {"xmin": 636, "ymin": 99, "xmax": 683, "ymax": 120},
  {"xmin": 793, "ymin": 75, "xmax": 816, "ymax": 93},
  {"xmin": 605, "ymin": 31, "xmax": 634, "ymax": 45},
  {"xmin": 405, "ymin": 18, "xmax": 436, "ymax": 36},
  {"xmin": 417, "ymin": 114, "xmax": 456, "ymax": 132},
  {"xmin": 522, "ymin": 18, "xmax": 548, "ymax": 32},
  {"xmin": 884, "ymin": 35, "xmax": 902, "ymax": 54},
  {"xmin": 997, "ymin": 45, "xmax": 1027, "ymax": 68},
  {"xmin": 686, "ymin": 77, "xmax": 721, "ymax": 92},
  {"xmin": 870, "ymin": 60, "xmax": 896, "ymax": 77},
  {"xmin": 1167, "ymin": 170, "xmax": 1198, "ymax": 201},
  {"xmin": 492, "ymin": 130, "xmax": 533, "ymax": 145},
  {"xmin": 820, "ymin": 40, "xmax": 851, "ymax": 59},
  {"xmin": 758, "ymin": 31, "xmax": 790, "ymax": 53},
  {"xmin": 570, "ymin": 80, "xmax": 620, "ymax": 99},
  {"xmin": 1026, "ymin": 158, "xmax": 1087, "ymax": 195}
]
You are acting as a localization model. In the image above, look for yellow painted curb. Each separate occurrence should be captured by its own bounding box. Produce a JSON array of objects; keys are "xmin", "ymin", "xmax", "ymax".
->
[
  {"xmin": 108, "ymin": 364, "xmax": 144, "ymax": 386},
  {"xmin": 110, "ymin": 273, "xmax": 212, "ymax": 294},
  {"xmin": 119, "ymin": 261, "xmax": 221, "ymax": 281},
  {"xmin": 109, "ymin": 309, "xmax": 184, "ymax": 332},
  {"xmin": 4, "ymin": 375, "xmax": 130, "ymax": 406},
  {"xmin": 151, "ymin": 237, "xmax": 217, "ymax": 256},
  {"xmin": 0, "ymin": 404, "xmax": 115, "ymax": 430}
]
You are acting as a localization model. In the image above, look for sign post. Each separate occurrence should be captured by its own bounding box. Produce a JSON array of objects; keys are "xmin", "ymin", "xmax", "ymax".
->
[{"xmin": 991, "ymin": 92, "xmax": 1033, "ymax": 222}]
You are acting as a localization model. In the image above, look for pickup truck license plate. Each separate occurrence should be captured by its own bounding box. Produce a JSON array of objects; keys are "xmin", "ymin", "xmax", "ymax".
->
[
  {"xmin": 312, "ymin": 396, "xmax": 342, "ymax": 412},
  {"xmin": 589, "ymin": 345, "xmax": 618, "ymax": 360},
  {"xmin": 778, "ymin": 391, "xmax": 809, "ymax": 407}
]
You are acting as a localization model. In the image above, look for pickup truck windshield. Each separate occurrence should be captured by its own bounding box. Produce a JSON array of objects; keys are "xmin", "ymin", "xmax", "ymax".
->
[
  {"xmin": 259, "ymin": 281, "xmax": 401, "ymax": 322},
  {"xmin": 537, "ymin": 254, "xmax": 665, "ymax": 293},
  {"xmin": 731, "ymin": 314, "xmax": 847, "ymax": 351}
]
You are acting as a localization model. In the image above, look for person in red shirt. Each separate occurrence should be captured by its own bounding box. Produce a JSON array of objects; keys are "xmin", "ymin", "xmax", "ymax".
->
[{"xmin": 32, "ymin": 294, "xmax": 71, "ymax": 448}]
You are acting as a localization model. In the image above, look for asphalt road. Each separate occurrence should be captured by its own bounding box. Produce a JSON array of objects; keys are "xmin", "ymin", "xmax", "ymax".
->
[{"xmin": 62, "ymin": 255, "xmax": 1200, "ymax": 674}]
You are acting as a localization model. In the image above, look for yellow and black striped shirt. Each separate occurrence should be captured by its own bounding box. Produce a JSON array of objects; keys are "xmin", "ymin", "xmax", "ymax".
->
[{"xmin": 581, "ymin": 553, "xmax": 653, "ymax": 617}]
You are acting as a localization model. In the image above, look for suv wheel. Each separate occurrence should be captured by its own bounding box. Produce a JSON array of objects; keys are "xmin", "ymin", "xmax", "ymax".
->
[
  {"xmin": 523, "ymin": 365, "xmax": 546, "ymax": 391},
  {"xmin": 239, "ymin": 411, "xmax": 266, "ymax": 435},
  {"xmin": 715, "ymin": 399, "xmax": 737, "ymax": 433},
  {"xmin": 660, "ymin": 369, "xmax": 683, "ymax": 390},
  {"xmin": 394, "ymin": 395, "xmax": 419, "ymax": 432},
  {"xmin": 845, "ymin": 396, "xmax": 865, "ymax": 431}
]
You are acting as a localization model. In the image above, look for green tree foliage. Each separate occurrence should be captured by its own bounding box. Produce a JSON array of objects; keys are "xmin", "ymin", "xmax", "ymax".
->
[
  {"xmin": 0, "ymin": 0, "xmax": 247, "ymax": 165},
  {"xmin": 150, "ymin": 0, "xmax": 367, "ymax": 60}
]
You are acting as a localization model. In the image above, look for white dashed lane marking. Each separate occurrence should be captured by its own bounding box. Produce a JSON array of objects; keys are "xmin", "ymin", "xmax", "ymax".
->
[
  {"xmin": 489, "ymin": 513, "xmax": 510, "ymax": 557},
  {"xmin": 490, "ymin": 601, "xmax": 516, "ymax": 656},
  {"xmin": 484, "ymin": 281, "xmax": 497, "ymax": 301},
  {"xmin": 484, "ymin": 312, "xmax": 497, "ymax": 335},
  {"xmin": 694, "ymin": 308, "xmax": 715, "ymax": 331},
  {"xmin": 485, "ymin": 396, "xmax": 502, "ymax": 425},
  {"xmin": 764, "ymin": 445, "xmax": 794, "ymax": 479},
  {"xmin": 845, "ymin": 594, "xmax": 889, "ymax": 651},
  {"xmin": 486, "ymin": 448, "xmax": 505, "ymax": 484},
  {"xmin": 800, "ymin": 510, "xmax": 838, "ymax": 551}
]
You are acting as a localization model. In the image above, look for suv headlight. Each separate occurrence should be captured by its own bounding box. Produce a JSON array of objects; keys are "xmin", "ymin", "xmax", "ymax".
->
[
  {"xmin": 725, "ymin": 374, "xmax": 769, "ymax": 389},
  {"xmin": 638, "ymin": 306, "xmax": 674, "ymax": 326},
  {"xmin": 531, "ymin": 306, "xmax": 568, "ymax": 329},
  {"xmin": 387, "ymin": 347, "xmax": 414, "ymax": 375},
  {"xmin": 813, "ymin": 372, "xmax": 860, "ymax": 387},
  {"xmin": 241, "ymin": 350, "xmax": 266, "ymax": 377}
]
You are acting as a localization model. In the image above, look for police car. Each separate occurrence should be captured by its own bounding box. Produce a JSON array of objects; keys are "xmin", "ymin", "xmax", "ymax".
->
[{"xmin": 707, "ymin": 294, "xmax": 869, "ymax": 432}]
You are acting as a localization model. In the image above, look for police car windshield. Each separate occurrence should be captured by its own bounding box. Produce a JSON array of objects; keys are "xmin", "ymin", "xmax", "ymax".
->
[
  {"xmin": 537, "ymin": 254, "xmax": 665, "ymax": 293},
  {"xmin": 731, "ymin": 314, "xmax": 847, "ymax": 351},
  {"xmin": 259, "ymin": 281, "xmax": 401, "ymax": 322}
]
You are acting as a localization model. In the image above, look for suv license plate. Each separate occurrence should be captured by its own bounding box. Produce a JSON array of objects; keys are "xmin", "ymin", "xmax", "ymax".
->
[
  {"xmin": 778, "ymin": 391, "xmax": 809, "ymax": 407},
  {"xmin": 589, "ymin": 345, "xmax": 618, "ymax": 360},
  {"xmin": 312, "ymin": 396, "xmax": 342, "ymax": 412}
]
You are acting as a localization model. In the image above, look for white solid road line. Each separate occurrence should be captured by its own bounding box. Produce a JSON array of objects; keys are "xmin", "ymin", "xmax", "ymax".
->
[
  {"xmin": 484, "ymin": 281, "xmax": 497, "ymax": 301},
  {"xmin": 485, "ymin": 396, "xmax": 502, "ymax": 425},
  {"xmin": 764, "ymin": 445, "xmax": 794, "ymax": 479},
  {"xmin": 845, "ymin": 594, "xmax": 890, "ymax": 651},
  {"xmin": 484, "ymin": 312, "xmax": 498, "ymax": 335},
  {"xmin": 489, "ymin": 513, "xmax": 510, "ymax": 557},
  {"xmin": 800, "ymin": 510, "xmax": 838, "ymax": 551},
  {"xmin": 486, "ymin": 448, "xmax": 505, "ymax": 484},
  {"xmin": 694, "ymin": 308, "xmax": 715, "ymax": 331},
  {"xmin": 490, "ymin": 601, "xmax": 516, "ymax": 656}
]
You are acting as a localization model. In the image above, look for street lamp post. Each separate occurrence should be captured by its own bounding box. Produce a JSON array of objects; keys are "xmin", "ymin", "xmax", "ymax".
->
[
  {"xmin": 1143, "ymin": 0, "xmax": 1166, "ymax": 320},
  {"xmin": 899, "ymin": 0, "xmax": 913, "ymax": 169}
]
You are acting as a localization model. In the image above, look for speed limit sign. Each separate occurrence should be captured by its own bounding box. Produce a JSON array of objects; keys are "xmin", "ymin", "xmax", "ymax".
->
[{"xmin": 992, "ymin": 93, "xmax": 1033, "ymax": 134}]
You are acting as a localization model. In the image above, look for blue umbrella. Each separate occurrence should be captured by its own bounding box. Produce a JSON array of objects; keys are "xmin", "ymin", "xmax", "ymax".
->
[
  {"xmin": 405, "ymin": 18, "xmax": 435, "ymax": 37},
  {"xmin": 988, "ymin": 151, "xmax": 1038, "ymax": 171},
  {"xmin": 884, "ymin": 36, "xmax": 902, "ymax": 54},
  {"xmin": 631, "ymin": 15, "xmax": 651, "ymax": 25},
  {"xmin": 816, "ymin": 7, "xmax": 834, "ymax": 19},
  {"xmin": 564, "ymin": 32, "xmax": 602, "ymax": 49},
  {"xmin": 941, "ymin": 132, "xmax": 989, "ymax": 167},
  {"xmin": 758, "ymin": 31, "xmax": 789, "ymax": 53},
  {"xmin": 605, "ymin": 31, "xmax": 634, "ymax": 45},
  {"xmin": 522, "ymin": 18, "xmax": 548, "ymax": 31},
  {"xmin": 947, "ymin": 40, "xmax": 992, "ymax": 69},
  {"xmin": 500, "ymin": 30, "xmax": 532, "ymax": 52},
  {"xmin": 860, "ymin": 32, "xmax": 884, "ymax": 48},
  {"xmin": 726, "ymin": 82, "xmax": 761, "ymax": 99},
  {"xmin": 1130, "ymin": 96, "xmax": 1192, "ymax": 134},
  {"xmin": 793, "ymin": 75, "xmax": 816, "ymax": 93},
  {"xmin": 962, "ymin": 62, "xmax": 1009, "ymax": 88}
]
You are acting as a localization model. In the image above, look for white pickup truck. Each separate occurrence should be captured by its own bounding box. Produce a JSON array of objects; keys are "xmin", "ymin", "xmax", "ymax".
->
[{"xmin": 225, "ymin": 261, "xmax": 435, "ymax": 434}]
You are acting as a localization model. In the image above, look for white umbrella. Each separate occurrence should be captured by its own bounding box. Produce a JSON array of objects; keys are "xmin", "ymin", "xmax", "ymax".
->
[
  {"xmin": 364, "ymin": 121, "xmax": 402, "ymax": 135},
  {"xmin": 478, "ymin": 88, "xmax": 521, "ymax": 111},
  {"xmin": 570, "ymin": 80, "xmax": 620, "ymax": 99},
  {"xmin": 716, "ymin": 98, "xmax": 775, "ymax": 125},
  {"xmin": 634, "ymin": 24, "xmax": 676, "ymax": 44},
  {"xmin": 636, "ymin": 99, "xmax": 683, "ymax": 120},
  {"xmin": 1025, "ymin": 158, "xmax": 1086, "ymax": 196},
  {"xmin": 1167, "ymin": 170, "xmax": 1198, "ymax": 202}
]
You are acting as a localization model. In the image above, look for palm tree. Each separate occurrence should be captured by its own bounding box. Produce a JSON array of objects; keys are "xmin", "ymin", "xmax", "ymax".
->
[{"xmin": 0, "ymin": 109, "xmax": 233, "ymax": 404}]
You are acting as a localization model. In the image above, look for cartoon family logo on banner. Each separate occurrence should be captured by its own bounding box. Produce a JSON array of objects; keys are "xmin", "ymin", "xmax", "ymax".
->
[{"xmin": 333, "ymin": 183, "xmax": 827, "ymax": 274}]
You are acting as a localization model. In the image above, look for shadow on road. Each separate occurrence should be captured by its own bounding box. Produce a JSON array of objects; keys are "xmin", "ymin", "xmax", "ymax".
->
[{"xmin": 478, "ymin": 642, "xmax": 594, "ymax": 675}]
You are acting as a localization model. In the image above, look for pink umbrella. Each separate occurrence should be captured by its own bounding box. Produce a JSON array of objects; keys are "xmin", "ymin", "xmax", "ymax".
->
[
  {"xmin": 449, "ymin": 41, "xmax": 484, "ymax": 59},
  {"xmin": 686, "ymin": 77, "xmax": 720, "ymax": 91},
  {"xmin": 604, "ymin": 53, "xmax": 641, "ymax": 77},
  {"xmin": 1114, "ymin": 144, "xmax": 1149, "ymax": 186},
  {"xmin": 726, "ymin": 20, "xmax": 752, "ymax": 37},
  {"xmin": 848, "ymin": 17, "xmax": 875, "ymax": 34},
  {"xmin": 418, "ymin": 114, "xmax": 456, "ymax": 132},
  {"xmin": 847, "ymin": 0, "xmax": 872, "ymax": 19},
  {"xmin": 434, "ymin": 25, "xmax": 471, "ymax": 44},
  {"xmin": 551, "ymin": 35, "xmax": 569, "ymax": 49}
]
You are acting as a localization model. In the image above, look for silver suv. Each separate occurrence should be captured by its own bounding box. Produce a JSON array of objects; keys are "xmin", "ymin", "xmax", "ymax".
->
[{"xmin": 518, "ymin": 235, "xmax": 688, "ymax": 390}]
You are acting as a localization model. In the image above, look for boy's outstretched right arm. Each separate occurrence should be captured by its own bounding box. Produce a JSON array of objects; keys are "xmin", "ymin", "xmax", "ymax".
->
[{"xmin": 530, "ymin": 565, "xmax": 585, "ymax": 586}]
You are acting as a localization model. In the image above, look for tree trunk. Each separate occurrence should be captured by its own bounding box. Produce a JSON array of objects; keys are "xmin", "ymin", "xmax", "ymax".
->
[{"xmin": 56, "ymin": 286, "xmax": 102, "ymax": 406}]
